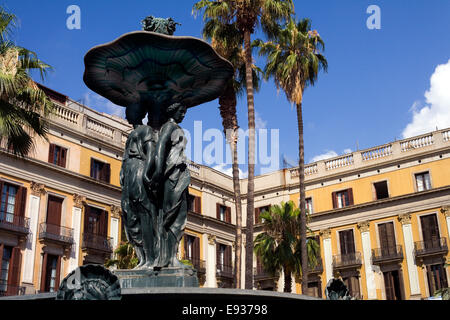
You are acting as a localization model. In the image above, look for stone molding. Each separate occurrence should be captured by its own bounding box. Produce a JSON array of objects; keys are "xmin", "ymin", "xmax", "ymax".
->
[
  {"xmin": 357, "ymin": 221, "xmax": 371, "ymax": 233},
  {"xmin": 30, "ymin": 181, "xmax": 46, "ymax": 197},
  {"xmin": 319, "ymin": 228, "xmax": 331, "ymax": 239},
  {"xmin": 398, "ymin": 213, "xmax": 412, "ymax": 225},
  {"xmin": 73, "ymin": 194, "xmax": 86, "ymax": 208}
]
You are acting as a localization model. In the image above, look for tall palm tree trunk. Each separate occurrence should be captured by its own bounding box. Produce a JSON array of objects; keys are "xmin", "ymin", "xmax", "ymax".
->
[
  {"xmin": 231, "ymin": 139, "xmax": 243, "ymax": 288},
  {"xmin": 284, "ymin": 268, "xmax": 292, "ymax": 293},
  {"xmin": 296, "ymin": 101, "xmax": 308, "ymax": 294},
  {"xmin": 219, "ymin": 83, "xmax": 242, "ymax": 289},
  {"xmin": 244, "ymin": 29, "xmax": 255, "ymax": 290}
]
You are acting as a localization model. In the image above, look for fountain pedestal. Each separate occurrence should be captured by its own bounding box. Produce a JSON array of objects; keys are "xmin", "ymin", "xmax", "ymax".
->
[{"xmin": 114, "ymin": 267, "xmax": 199, "ymax": 288}]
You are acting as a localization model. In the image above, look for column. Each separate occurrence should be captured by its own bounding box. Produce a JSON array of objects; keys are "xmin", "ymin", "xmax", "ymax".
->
[
  {"xmin": 441, "ymin": 207, "xmax": 450, "ymax": 242},
  {"xmin": 68, "ymin": 194, "xmax": 84, "ymax": 273},
  {"xmin": 110, "ymin": 205, "xmax": 121, "ymax": 251},
  {"xmin": 320, "ymin": 228, "xmax": 333, "ymax": 284},
  {"xmin": 22, "ymin": 182, "xmax": 45, "ymax": 284},
  {"xmin": 398, "ymin": 213, "xmax": 421, "ymax": 297},
  {"xmin": 357, "ymin": 221, "xmax": 377, "ymax": 300},
  {"xmin": 205, "ymin": 234, "xmax": 217, "ymax": 288}
]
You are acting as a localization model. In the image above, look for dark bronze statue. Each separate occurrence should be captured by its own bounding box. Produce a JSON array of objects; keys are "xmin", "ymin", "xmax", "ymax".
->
[{"xmin": 83, "ymin": 16, "xmax": 233, "ymax": 279}]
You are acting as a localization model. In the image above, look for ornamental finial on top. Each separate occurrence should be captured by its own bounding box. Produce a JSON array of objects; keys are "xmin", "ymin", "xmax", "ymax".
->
[{"xmin": 141, "ymin": 15, "xmax": 180, "ymax": 35}]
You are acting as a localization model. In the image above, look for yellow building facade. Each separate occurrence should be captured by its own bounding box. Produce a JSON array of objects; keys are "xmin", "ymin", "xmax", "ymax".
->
[{"xmin": 1, "ymin": 84, "xmax": 449, "ymax": 299}]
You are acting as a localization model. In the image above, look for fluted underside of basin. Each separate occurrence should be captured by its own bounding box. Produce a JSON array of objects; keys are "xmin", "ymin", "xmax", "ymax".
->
[{"xmin": 83, "ymin": 31, "xmax": 234, "ymax": 110}]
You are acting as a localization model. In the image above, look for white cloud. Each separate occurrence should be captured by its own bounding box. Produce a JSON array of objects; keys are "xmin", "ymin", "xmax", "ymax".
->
[
  {"xmin": 83, "ymin": 91, "xmax": 125, "ymax": 119},
  {"xmin": 402, "ymin": 59, "xmax": 450, "ymax": 138},
  {"xmin": 310, "ymin": 150, "xmax": 338, "ymax": 163},
  {"xmin": 213, "ymin": 164, "xmax": 248, "ymax": 179},
  {"xmin": 255, "ymin": 111, "xmax": 267, "ymax": 129},
  {"xmin": 343, "ymin": 148, "xmax": 352, "ymax": 154}
]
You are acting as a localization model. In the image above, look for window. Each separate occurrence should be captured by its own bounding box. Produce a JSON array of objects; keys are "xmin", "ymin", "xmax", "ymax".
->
[
  {"xmin": 0, "ymin": 182, "xmax": 27, "ymax": 224},
  {"xmin": 374, "ymin": 181, "xmax": 389, "ymax": 200},
  {"xmin": 0, "ymin": 245, "xmax": 22, "ymax": 296},
  {"xmin": 255, "ymin": 205, "xmax": 270, "ymax": 224},
  {"xmin": 378, "ymin": 222, "xmax": 396, "ymax": 255},
  {"xmin": 216, "ymin": 204, "xmax": 231, "ymax": 223},
  {"xmin": 332, "ymin": 189, "xmax": 354, "ymax": 209},
  {"xmin": 0, "ymin": 246, "xmax": 12, "ymax": 293},
  {"xmin": 426, "ymin": 264, "xmax": 448, "ymax": 295},
  {"xmin": 84, "ymin": 206, "xmax": 108, "ymax": 236},
  {"xmin": 184, "ymin": 234, "xmax": 200, "ymax": 261},
  {"xmin": 415, "ymin": 172, "xmax": 431, "ymax": 192},
  {"xmin": 0, "ymin": 184, "xmax": 17, "ymax": 223},
  {"xmin": 40, "ymin": 253, "xmax": 61, "ymax": 293},
  {"xmin": 307, "ymin": 281, "xmax": 322, "ymax": 298},
  {"xmin": 339, "ymin": 229, "xmax": 355, "ymax": 256},
  {"xmin": 46, "ymin": 195, "xmax": 63, "ymax": 226},
  {"xmin": 48, "ymin": 144, "xmax": 67, "ymax": 168},
  {"xmin": 383, "ymin": 270, "xmax": 403, "ymax": 300},
  {"xmin": 216, "ymin": 243, "xmax": 232, "ymax": 271},
  {"xmin": 420, "ymin": 214, "xmax": 440, "ymax": 243},
  {"xmin": 90, "ymin": 159, "xmax": 111, "ymax": 183},
  {"xmin": 342, "ymin": 276, "xmax": 360, "ymax": 299},
  {"xmin": 305, "ymin": 198, "xmax": 313, "ymax": 214},
  {"xmin": 188, "ymin": 194, "xmax": 201, "ymax": 214}
]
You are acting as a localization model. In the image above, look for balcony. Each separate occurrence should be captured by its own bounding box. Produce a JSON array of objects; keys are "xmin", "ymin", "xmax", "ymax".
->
[
  {"xmin": 307, "ymin": 258, "xmax": 324, "ymax": 274},
  {"xmin": 253, "ymin": 265, "xmax": 275, "ymax": 281},
  {"xmin": 0, "ymin": 213, "xmax": 30, "ymax": 236},
  {"xmin": 81, "ymin": 233, "xmax": 113, "ymax": 254},
  {"xmin": 372, "ymin": 245, "xmax": 404, "ymax": 264},
  {"xmin": 0, "ymin": 281, "xmax": 26, "ymax": 297},
  {"xmin": 332, "ymin": 252, "xmax": 362, "ymax": 270},
  {"xmin": 38, "ymin": 222, "xmax": 74, "ymax": 246},
  {"xmin": 216, "ymin": 263, "xmax": 234, "ymax": 279},
  {"xmin": 185, "ymin": 257, "xmax": 206, "ymax": 274},
  {"xmin": 414, "ymin": 237, "xmax": 448, "ymax": 258}
]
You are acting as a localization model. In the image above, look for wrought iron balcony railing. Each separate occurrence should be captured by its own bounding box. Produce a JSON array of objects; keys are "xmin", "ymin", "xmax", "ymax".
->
[
  {"xmin": 253, "ymin": 265, "xmax": 275, "ymax": 280},
  {"xmin": 332, "ymin": 252, "xmax": 362, "ymax": 269},
  {"xmin": 0, "ymin": 281, "xmax": 26, "ymax": 297},
  {"xmin": 414, "ymin": 237, "xmax": 448, "ymax": 257},
  {"xmin": 184, "ymin": 257, "xmax": 206, "ymax": 273},
  {"xmin": 0, "ymin": 213, "xmax": 30, "ymax": 235},
  {"xmin": 372, "ymin": 245, "xmax": 404, "ymax": 264},
  {"xmin": 216, "ymin": 263, "xmax": 233, "ymax": 279},
  {"xmin": 307, "ymin": 258, "xmax": 324, "ymax": 274},
  {"xmin": 38, "ymin": 222, "xmax": 74, "ymax": 245},
  {"xmin": 81, "ymin": 233, "xmax": 113, "ymax": 253}
]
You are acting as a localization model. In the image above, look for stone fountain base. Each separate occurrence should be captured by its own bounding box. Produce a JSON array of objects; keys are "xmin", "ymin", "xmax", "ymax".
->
[{"xmin": 113, "ymin": 266, "xmax": 199, "ymax": 288}]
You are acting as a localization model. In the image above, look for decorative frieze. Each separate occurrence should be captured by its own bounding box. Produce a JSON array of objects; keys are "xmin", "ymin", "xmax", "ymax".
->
[
  {"xmin": 73, "ymin": 194, "xmax": 86, "ymax": 208},
  {"xmin": 319, "ymin": 228, "xmax": 331, "ymax": 239},
  {"xmin": 357, "ymin": 221, "xmax": 371, "ymax": 233},
  {"xmin": 398, "ymin": 213, "xmax": 412, "ymax": 225},
  {"xmin": 30, "ymin": 181, "xmax": 46, "ymax": 197},
  {"xmin": 110, "ymin": 205, "xmax": 122, "ymax": 219}
]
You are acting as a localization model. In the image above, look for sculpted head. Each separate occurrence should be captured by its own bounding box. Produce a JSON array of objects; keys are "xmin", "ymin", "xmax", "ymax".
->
[{"xmin": 167, "ymin": 102, "xmax": 187, "ymax": 123}]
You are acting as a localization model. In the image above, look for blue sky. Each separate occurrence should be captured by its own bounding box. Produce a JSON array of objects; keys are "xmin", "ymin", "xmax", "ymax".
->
[{"xmin": 3, "ymin": 0, "xmax": 450, "ymax": 176}]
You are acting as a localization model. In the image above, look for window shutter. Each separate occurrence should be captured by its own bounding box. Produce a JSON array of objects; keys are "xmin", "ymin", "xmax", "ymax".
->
[
  {"xmin": 55, "ymin": 255, "xmax": 62, "ymax": 290},
  {"xmin": 348, "ymin": 189, "xmax": 354, "ymax": 206},
  {"xmin": 193, "ymin": 236, "xmax": 200, "ymax": 261},
  {"xmin": 225, "ymin": 245, "xmax": 232, "ymax": 266},
  {"xmin": 40, "ymin": 252, "xmax": 48, "ymax": 292},
  {"xmin": 8, "ymin": 247, "xmax": 22, "ymax": 289},
  {"xmin": 194, "ymin": 196, "xmax": 201, "ymax": 214},
  {"xmin": 332, "ymin": 192, "xmax": 337, "ymax": 209},
  {"xmin": 60, "ymin": 147, "xmax": 67, "ymax": 168},
  {"xmin": 14, "ymin": 186, "xmax": 27, "ymax": 223},
  {"xmin": 101, "ymin": 210, "xmax": 108, "ymax": 236},
  {"xmin": 47, "ymin": 196, "xmax": 62, "ymax": 226},
  {"xmin": 255, "ymin": 208, "xmax": 260, "ymax": 224},
  {"xmin": 90, "ymin": 158, "xmax": 94, "ymax": 178},
  {"xmin": 48, "ymin": 144, "xmax": 55, "ymax": 164},
  {"xmin": 183, "ymin": 235, "xmax": 188, "ymax": 259},
  {"xmin": 216, "ymin": 203, "xmax": 220, "ymax": 220},
  {"xmin": 104, "ymin": 163, "xmax": 111, "ymax": 183},
  {"xmin": 216, "ymin": 244, "xmax": 220, "ymax": 269},
  {"xmin": 226, "ymin": 206, "xmax": 231, "ymax": 223}
]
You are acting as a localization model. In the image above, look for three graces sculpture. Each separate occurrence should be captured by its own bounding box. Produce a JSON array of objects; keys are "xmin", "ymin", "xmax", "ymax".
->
[{"xmin": 83, "ymin": 16, "xmax": 233, "ymax": 270}]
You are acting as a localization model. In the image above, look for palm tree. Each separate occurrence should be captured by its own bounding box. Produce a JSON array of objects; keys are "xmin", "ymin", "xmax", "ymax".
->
[
  {"xmin": 254, "ymin": 200, "xmax": 319, "ymax": 292},
  {"xmin": 0, "ymin": 7, "xmax": 53, "ymax": 156},
  {"xmin": 256, "ymin": 17, "xmax": 327, "ymax": 294},
  {"xmin": 105, "ymin": 242, "xmax": 139, "ymax": 269},
  {"xmin": 195, "ymin": 17, "xmax": 261, "ymax": 289},
  {"xmin": 193, "ymin": 0, "xmax": 294, "ymax": 290}
]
